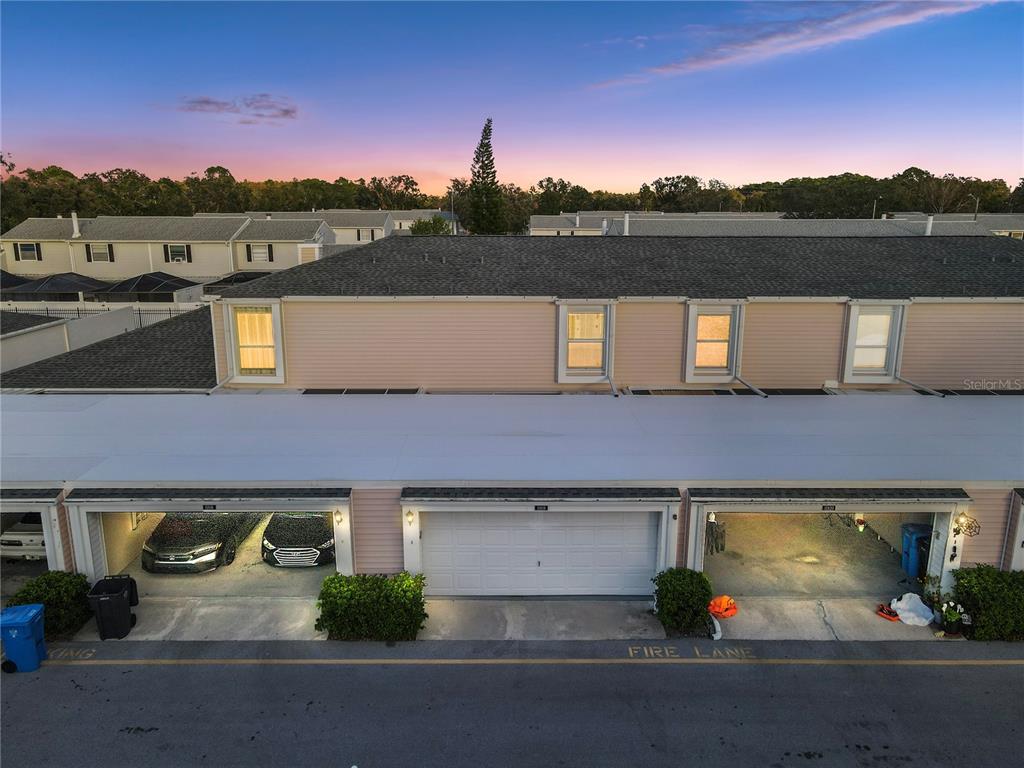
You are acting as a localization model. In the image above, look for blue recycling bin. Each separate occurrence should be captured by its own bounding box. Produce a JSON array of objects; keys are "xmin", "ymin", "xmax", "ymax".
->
[
  {"xmin": 901, "ymin": 523, "xmax": 933, "ymax": 579},
  {"xmin": 0, "ymin": 603, "xmax": 47, "ymax": 673}
]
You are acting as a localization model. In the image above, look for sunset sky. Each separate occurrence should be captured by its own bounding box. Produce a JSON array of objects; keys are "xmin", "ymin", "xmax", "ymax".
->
[{"xmin": 2, "ymin": 1, "xmax": 1021, "ymax": 193}]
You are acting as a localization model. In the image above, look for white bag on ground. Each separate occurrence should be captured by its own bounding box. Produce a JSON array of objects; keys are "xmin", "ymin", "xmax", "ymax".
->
[{"xmin": 890, "ymin": 593, "xmax": 934, "ymax": 626}]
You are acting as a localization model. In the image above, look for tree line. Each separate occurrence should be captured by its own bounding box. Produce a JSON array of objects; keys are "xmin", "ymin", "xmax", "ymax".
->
[{"xmin": 1, "ymin": 139, "xmax": 1020, "ymax": 235}]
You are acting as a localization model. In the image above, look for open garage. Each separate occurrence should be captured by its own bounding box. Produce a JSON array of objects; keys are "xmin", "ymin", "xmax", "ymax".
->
[
  {"xmin": 401, "ymin": 488, "xmax": 682, "ymax": 597},
  {"xmin": 63, "ymin": 488, "xmax": 353, "ymax": 639},
  {"xmin": 688, "ymin": 489, "xmax": 970, "ymax": 599}
]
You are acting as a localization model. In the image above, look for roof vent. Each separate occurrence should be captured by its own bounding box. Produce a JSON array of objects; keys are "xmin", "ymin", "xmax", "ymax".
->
[
  {"xmin": 265, "ymin": 213, "xmax": 272, "ymax": 220},
  {"xmin": 71, "ymin": 211, "xmax": 81, "ymax": 239}
]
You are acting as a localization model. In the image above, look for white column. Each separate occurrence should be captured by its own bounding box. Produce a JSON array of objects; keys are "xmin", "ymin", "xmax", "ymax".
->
[
  {"xmin": 401, "ymin": 505, "xmax": 422, "ymax": 573},
  {"xmin": 332, "ymin": 501, "xmax": 354, "ymax": 575}
]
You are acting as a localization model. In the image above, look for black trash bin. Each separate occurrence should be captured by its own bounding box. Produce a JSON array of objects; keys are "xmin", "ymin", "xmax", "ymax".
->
[{"xmin": 88, "ymin": 576, "xmax": 138, "ymax": 640}]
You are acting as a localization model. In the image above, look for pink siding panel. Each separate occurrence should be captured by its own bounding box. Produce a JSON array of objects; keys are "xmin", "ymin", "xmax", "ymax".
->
[
  {"xmin": 962, "ymin": 488, "xmax": 1014, "ymax": 567},
  {"xmin": 739, "ymin": 302, "xmax": 846, "ymax": 388},
  {"xmin": 352, "ymin": 489, "xmax": 404, "ymax": 574},
  {"xmin": 614, "ymin": 303, "xmax": 684, "ymax": 387},
  {"xmin": 900, "ymin": 304, "xmax": 1024, "ymax": 390}
]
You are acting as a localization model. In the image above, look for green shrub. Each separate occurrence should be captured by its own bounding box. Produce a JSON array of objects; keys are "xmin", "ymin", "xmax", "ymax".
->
[
  {"xmin": 5, "ymin": 571, "xmax": 92, "ymax": 639},
  {"xmin": 315, "ymin": 571, "xmax": 427, "ymax": 641},
  {"xmin": 953, "ymin": 565, "xmax": 1024, "ymax": 641},
  {"xmin": 653, "ymin": 568, "xmax": 713, "ymax": 636}
]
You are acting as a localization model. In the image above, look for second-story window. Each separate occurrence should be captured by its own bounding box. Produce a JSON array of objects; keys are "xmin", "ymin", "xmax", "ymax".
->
[
  {"xmin": 165, "ymin": 244, "xmax": 191, "ymax": 263},
  {"xmin": 14, "ymin": 243, "xmax": 41, "ymax": 261},
  {"xmin": 86, "ymin": 243, "xmax": 113, "ymax": 262},
  {"xmin": 230, "ymin": 305, "xmax": 283, "ymax": 382},
  {"xmin": 685, "ymin": 304, "xmax": 741, "ymax": 383},
  {"xmin": 844, "ymin": 304, "xmax": 904, "ymax": 383},
  {"xmin": 246, "ymin": 244, "xmax": 273, "ymax": 263},
  {"xmin": 558, "ymin": 304, "xmax": 612, "ymax": 382}
]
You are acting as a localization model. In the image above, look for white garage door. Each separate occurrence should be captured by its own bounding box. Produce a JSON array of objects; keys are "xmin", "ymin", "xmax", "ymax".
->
[{"xmin": 421, "ymin": 509, "xmax": 660, "ymax": 596}]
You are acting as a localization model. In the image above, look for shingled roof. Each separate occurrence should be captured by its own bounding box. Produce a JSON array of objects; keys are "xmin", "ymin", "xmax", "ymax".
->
[
  {"xmin": 1, "ymin": 310, "xmax": 63, "ymax": 336},
  {"xmin": 1, "ymin": 309, "xmax": 216, "ymax": 391},
  {"xmin": 2, "ymin": 216, "xmax": 249, "ymax": 242},
  {"xmin": 218, "ymin": 235, "xmax": 1024, "ymax": 300}
]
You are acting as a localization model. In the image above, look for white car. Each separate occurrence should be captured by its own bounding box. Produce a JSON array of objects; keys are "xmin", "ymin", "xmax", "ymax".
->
[{"xmin": 0, "ymin": 513, "xmax": 46, "ymax": 560}]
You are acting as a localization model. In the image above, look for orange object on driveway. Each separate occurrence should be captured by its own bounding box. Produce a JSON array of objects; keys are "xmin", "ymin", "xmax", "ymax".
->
[{"xmin": 709, "ymin": 595, "xmax": 738, "ymax": 619}]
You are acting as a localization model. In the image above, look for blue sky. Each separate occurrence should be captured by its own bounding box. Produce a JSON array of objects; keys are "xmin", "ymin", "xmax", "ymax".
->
[{"xmin": 2, "ymin": 1, "xmax": 1021, "ymax": 192}]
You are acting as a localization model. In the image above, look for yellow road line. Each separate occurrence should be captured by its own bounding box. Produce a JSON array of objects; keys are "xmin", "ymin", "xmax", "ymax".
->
[{"xmin": 42, "ymin": 657, "xmax": 1024, "ymax": 668}]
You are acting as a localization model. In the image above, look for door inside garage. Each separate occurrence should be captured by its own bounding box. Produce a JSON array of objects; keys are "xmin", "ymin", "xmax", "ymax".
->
[
  {"xmin": 421, "ymin": 509, "xmax": 661, "ymax": 596},
  {"xmin": 702, "ymin": 511, "xmax": 935, "ymax": 598}
]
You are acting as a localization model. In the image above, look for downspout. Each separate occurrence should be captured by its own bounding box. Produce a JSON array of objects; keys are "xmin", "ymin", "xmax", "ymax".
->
[
  {"xmin": 896, "ymin": 375, "xmax": 944, "ymax": 397},
  {"xmin": 734, "ymin": 375, "xmax": 768, "ymax": 398},
  {"xmin": 623, "ymin": 212, "xmax": 630, "ymax": 236},
  {"xmin": 924, "ymin": 215, "xmax": 933, "ymax": 236}
]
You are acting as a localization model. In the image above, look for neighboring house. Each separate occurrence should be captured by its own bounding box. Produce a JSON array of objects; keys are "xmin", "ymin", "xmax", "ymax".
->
[
  {"xmin": 0, "ymin": 214, "xmax": 334, "ymax": 283},
  {"xmin": 602, "ymin": 216, "xmax": 999, "ymax": 237},
  {"xmin": 231, "ymin": 218, "xmax": 335, "ymax": 270},
  {"xmin": 888, "ymin": 212, "xmax": 1024, "ymax": 239},
  {"xmin": 529, "ymin": 210, "xmax": 787, "ymax": 236},
  {"xmin": 237, "ymin": 210, "xmax": 393, "ymax": 244},
  {"xmin": 0, "ymin": 307, "xmax": 135, "ymax": 373},
  {"xmin": 388, "ymin": 209, "xmax": 459, "ymax": 234},
  {"xmin": 1, "ymin": 236, "xmax": 1021, "ymax": 607}
]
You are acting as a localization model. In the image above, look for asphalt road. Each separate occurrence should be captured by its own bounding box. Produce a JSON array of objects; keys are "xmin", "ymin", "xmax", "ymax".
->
[{"xmin": 2, "ymin": 640, "xmax": 1022, "ymax": 768}]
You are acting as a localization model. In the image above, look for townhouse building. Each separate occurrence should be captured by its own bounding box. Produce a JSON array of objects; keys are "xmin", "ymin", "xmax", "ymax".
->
[
  {"xmin": 1, "ymin": 235, "xmax": 1021, "ymax": 617},
  {"xmin": 0, "ymin": 214, "xmax": 334, "ymax": 283}
]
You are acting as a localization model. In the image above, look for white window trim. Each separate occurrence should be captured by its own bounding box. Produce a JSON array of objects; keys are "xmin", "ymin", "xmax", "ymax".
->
[
  {"xmin": 685, "ymin": 304, "xmax": 743, "ymax": 384},
  {"xmin": 167, "ymin": 243, "xmax": 188, "ymax": 263},
  {"xmin": 16, "ymin": 243, "xmax": 40, "ymax": 261},
  {"xmin": 225, "ymin": 301, "xmax": 285, "ymax": 384},
  {"xmin": 843, "ymin": 303, "xmax": 905, "ymax": 384},
  {"xmin": 557, "ymin": 303, "xmax": 614, "ymax": 383},
  {"xmin": 250, "ymin": 244, "xmax": 270, "ymax": 263},
  {"xmin": 88, "ymin": 243, "xmax": 112, "ymax": 262}
]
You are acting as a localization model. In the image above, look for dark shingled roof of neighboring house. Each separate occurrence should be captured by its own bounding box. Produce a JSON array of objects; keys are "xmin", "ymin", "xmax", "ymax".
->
[
  {"xmin": 218, "ymin": 235, "xmax": 1024, "ymax": 300},
  {"xmin": 1, "ymin": 309, "xmax": 216, "ymax": 391},
  {"xmin": 243, "ymin": 210, "xmax": 392, "ymax": 228},
  {"xmin": 1, "ymin": 310, "xmax": 63, "ymax": 336}
]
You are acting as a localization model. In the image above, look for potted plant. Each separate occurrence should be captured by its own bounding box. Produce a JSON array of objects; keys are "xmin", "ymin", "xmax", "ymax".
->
[{"xmin": 940, "ymin": 601, "xmax": 965, "ymax": 635}]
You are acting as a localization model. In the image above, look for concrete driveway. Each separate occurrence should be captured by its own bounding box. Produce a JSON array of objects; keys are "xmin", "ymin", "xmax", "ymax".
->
[
  {"xmin": 718, "ymin": 597, "xmax": 940, "ymax": 641},
  {"xmin": 420, "ymin": 599, "xmax": 665, "ymax": 640}
]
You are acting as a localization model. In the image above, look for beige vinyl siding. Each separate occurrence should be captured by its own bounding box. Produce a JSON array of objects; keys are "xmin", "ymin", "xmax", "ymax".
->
[
  {"xmin": 614, "ymin": 303, "xmax": 684, "ymax": 386},
  {"xmin": 961, "ymin": 488, "xmax": 1014, "ymax": 567},
  {"xmin": 1, "ymin": 240, "xmax": 72, "ymax": 275},
  {"xmin": 739, "ymin": 302, "xmax": 845, "ymax": 388},
  {"xmin": 900, "ymin": 303, "xmax": 1024, "ymax": 389},
  {"xmin": 332, "ymin": 227, "xmax": 386, "ymax": 244},
  {"xmin": 211, "ymin": 304, "xmax": 228, "ymax": 382},
  {"xmin": 352, "ymin": 489, "xmax": 404, "ymax": 573},
  {"xmin": 232, "ymin": 241, "xmax": 306, "ymax": 271},
  {"xmin": 70, "ymin": 241, "xmax": 151, "ymax": 279},
  {"xmin": 280, "ymin": 301, "xmax": 564, "ymax": 390}
]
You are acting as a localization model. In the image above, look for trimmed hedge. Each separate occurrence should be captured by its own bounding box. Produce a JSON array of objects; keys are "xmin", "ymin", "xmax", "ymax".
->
[
  {"xmin": 5, "ymin": 571, "xmax": 92, "ymax": 639},
  {"xmin": 315, "ymin": 572, "xmax": 427, "ymax": 641},
  {"xmin": 653, "ymin": 568, "xmax": 713, "ymax": 636},
  {"xmin": 953, "ymin": 565, "xmax": 1024, "ymax": 641}
]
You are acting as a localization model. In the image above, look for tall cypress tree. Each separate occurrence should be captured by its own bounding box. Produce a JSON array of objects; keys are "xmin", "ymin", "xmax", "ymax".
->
[{"xmin": 467, "ymin": 118, "xmax": 507, "ymax": 234}]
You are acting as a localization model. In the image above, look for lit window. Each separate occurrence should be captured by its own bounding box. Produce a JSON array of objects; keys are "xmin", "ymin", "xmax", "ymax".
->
[
  {"xmin": 233, "ymin": 306, "xmax": 277, "ymax": 376},
  {"xmin": 686, "ymin": 305, "xmax": 741, "ymax": 382},
  {"xmin": 567, "ymin": 309, "xmax": 607, "ymax": 370},
  {"xmin": 558, "ymin": 304, "xmax": 612, "ymax": 382},
  {"xmin": 844, "ymin": 304, "xmax": 904, "ymax": 382}
]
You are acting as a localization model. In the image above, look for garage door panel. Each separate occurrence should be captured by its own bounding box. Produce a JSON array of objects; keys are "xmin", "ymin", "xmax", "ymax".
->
[{"xmin": 421, "ymin": 509, "xmax": 660, "ymax": 596}]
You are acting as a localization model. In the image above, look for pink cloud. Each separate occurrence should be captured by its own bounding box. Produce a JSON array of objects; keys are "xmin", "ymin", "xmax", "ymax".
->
[{"xmin": 594, "ymin": 1, "xmax": 993, "ymax": 88}]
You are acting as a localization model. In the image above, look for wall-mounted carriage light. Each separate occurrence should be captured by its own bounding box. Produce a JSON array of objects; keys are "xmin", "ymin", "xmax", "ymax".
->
[
  {"xmin": 334, "ymin": 509, "xmax": 343, "ymax": 525},
  {"xmin": 406, "ymin": 510, "xmax": 415, "ymax": 526}
]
